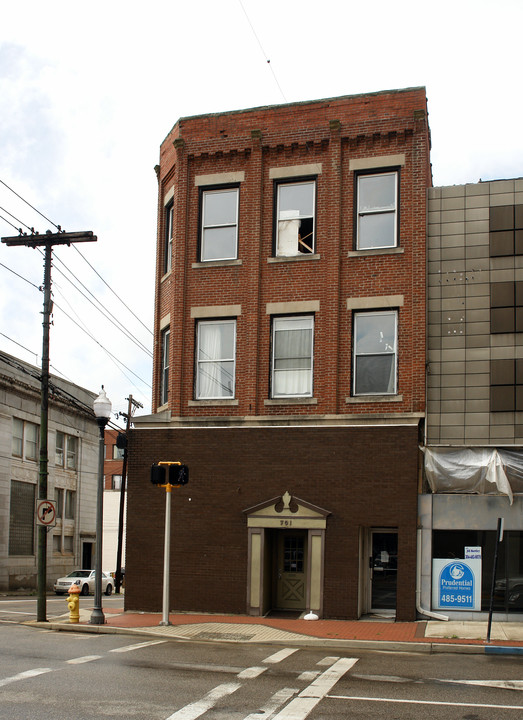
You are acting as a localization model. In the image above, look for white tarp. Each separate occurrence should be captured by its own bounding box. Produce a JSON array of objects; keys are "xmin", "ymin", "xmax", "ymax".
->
[{"xmin": 423, "ymin": 448, "xmax": 523, "ymax": 505}]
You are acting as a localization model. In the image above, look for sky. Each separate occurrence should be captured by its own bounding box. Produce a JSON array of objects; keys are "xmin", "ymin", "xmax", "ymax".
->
[{"xmin": 1, "ymin": 0, "xmax": 523, "ymax": 421}]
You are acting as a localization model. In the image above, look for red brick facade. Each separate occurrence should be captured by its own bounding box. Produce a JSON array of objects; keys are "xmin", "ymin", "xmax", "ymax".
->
[{"xmin": 126, "ymin": 88, "xmax": 431, "ymax": 620}]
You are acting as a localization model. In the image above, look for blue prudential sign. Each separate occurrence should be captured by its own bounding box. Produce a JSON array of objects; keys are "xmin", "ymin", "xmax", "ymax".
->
[{"xmin": 432, "ymin": 559, "xmax": 481, "ymax": 611}]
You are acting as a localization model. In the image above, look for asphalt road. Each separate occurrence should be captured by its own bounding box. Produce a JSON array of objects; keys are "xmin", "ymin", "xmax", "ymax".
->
[
  {"xmin": 0, "ymin": 593, "xmax": 124, "ymax": 623},
  {"xmin": 1, "ymin": 605, "xmax": 523, "ymax": 720}
]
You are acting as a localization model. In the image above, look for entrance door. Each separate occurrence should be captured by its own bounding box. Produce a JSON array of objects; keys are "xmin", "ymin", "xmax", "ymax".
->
[
  {"xmin": 370, "ymin": 531, "xmax": 397, "ymax": 611},
  {"xmin": 276, "ymin": 531, "xmax": 307, "ymax": 610},
  {"xmin": 82, "ymin": 542, "xmax": 93, "ymax": 569}
]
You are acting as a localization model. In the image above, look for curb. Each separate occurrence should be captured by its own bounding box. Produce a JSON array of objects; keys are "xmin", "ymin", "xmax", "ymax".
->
[{"xmin": 24, "ymin": 621, "xmax": 507, "ymax": 655}]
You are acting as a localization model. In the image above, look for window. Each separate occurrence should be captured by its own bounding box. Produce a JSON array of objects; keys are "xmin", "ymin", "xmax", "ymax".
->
[
  {"xmin": 275, "ymin": 180, "xmax": 315, "ymax": 256},
  {"xmin": 356, "ymin": 171, "xmax": 398, "ymax": 249},
  {"xmin": 112, "ymin": 474, "xmax": 122, "ymax": 490},
  {"xmin": 271, "ymin": 316, "xmax": 314, "ymax": 398},
  {"xmin": 65, "ymin": 490, "xmax": 76, "ymax": 520},
  {"xmin": 164, "ymin": 202, "xmax": 173, "ymax": 273},
  {"xmin": 9, "ymin": 480, "xmax": 35, "ymax": 555},
  {"xmin": 160, "ymin": 327, "xmax": 170, "ymax": 406},
  {"xmin": 196, "ymin": 319, "xmax": 236, "ymax": 399},
  {"xmin": 55, "ymin": 488, "xmax": 64, "ymax": 519},
  {"xmin": 200, "ymin": 187, "xmax": 239, "ymax": 261},
  {"xmin": 56, "ymin": 432, "xmax": 78, "ymax": 470},
  {"xmin": 12, "ymin": 419, "xmax": 38, "ymax": 461},
  {"xmin": 112, "ymin": 444, "xmax": 125, "ymax": 460},
  {"xmin": 353, "ymin": 311, "xmax": 397, "ymax": 395},
  {"xmin": 490, "ymin": 358, "xmax": 523, "ymax": 412}
]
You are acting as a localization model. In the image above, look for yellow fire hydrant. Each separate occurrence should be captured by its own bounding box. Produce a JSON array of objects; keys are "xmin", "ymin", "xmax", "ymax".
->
[{"xmin": 66, "ymin": 583, "xmax": 81, "ymax": 623}]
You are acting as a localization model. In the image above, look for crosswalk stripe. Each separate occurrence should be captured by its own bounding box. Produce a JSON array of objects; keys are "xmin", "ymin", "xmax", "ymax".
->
[
  {"xmin": 110, "ymin": 640, "xmax": 167, "ymax": 653},
  {"xmin": 0, "ymin": 668, "xmax": 53, "ymax": 688},
  {"xmin": 165, "ymin": 682, "xmax": 242, "ymax": 720},
  {"xmin": 262, "ymin": 648, "xmax": 299, "ymax": 664},
  {"xmin": 243, "ymin": 687, "xmax": 298, "ymax": 720}
]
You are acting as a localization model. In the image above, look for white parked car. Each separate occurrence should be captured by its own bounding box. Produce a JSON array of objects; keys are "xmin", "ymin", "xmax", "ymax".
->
[{"xmin": 53, "ymin": 570, "xmax": 113, "ymax": 596}]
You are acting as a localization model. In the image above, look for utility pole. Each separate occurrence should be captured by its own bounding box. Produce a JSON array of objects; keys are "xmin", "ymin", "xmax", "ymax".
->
[
  {"xmin": 114, "ymin": 394, "xmax": 142, "ymax": 593},
  {"xmin": 1, "ymin": 230, "xmax": 97, "ymax": 621}
]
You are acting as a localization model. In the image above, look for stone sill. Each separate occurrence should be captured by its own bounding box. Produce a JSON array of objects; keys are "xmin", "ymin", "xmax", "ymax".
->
[
  {"xmin": 187, "ymin": 399, "xmax": 239, "ymax": 407},
  {"xmin": 268, "ymin": 254, "xmax": 321, "ymax": 264},
  {"xmin": 346, "ymin": 394, "xmax": 403, "ymax": 404},
  {"xmin": 264, "ymin": 397, "xmax": 318, "ymax": 406},
  {"xmin": 192, "ymin": 259, "xmax": 243, "ymax": 269},
  {"xmin": 347, "ymin": 247, "xmax": 404, "ymax": 258}
]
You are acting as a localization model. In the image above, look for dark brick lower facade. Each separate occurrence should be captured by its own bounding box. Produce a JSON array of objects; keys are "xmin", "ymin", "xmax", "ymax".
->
[{"xmin": 125, "ymin": 423, "xmax": 420, "ymax": 621}]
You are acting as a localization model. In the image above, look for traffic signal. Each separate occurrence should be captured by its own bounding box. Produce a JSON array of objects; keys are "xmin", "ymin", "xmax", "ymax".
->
[{"xmin": 150, "ymin": 463, "xmax": 189, "ymax": 486}]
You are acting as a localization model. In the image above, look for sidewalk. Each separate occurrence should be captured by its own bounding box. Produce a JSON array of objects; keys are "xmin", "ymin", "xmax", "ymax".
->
[{"xmin": 31, "ymin": 605, "xmax": 523, "ymax": 656}]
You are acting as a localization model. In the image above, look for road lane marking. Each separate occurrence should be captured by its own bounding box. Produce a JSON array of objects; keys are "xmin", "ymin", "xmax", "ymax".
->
[
  {"xmin": 110, "ymin": 639, "xmax": 167, "ymax": 653},
  {"xmin": 441, "ymin": 678, "xmax": 523, "ymax": 691},
  {"xmin": 297, "ymin": 671, "xmax": 320, "ymax": 682},
  {"xmin": 328, "ymin": 695, "xmax": 523, "ymax": 711},
  {"xmin": 243, "ymin": 688, "xmax": 298, "ymax": 720},
  {"xmin": 316, "ymin": 656, "xmax": 339, "ymax": 666},
  {"xmin": 165, "ymin": 682, "xmax": 242, "ymax": 720},
  {"xmin": 0, "ymin": 668, "xmax": 53, "ymax": 687},
  {"xmin": 270, "ymin": 657, "xmax": 358, "ymax": 720},
  {"xmin": 66, "ymin": 655, "xmax": 102, "ymax": 664},
  {"xmin": 262, "ymin": 649, "xmax": 298, "ymax": 664},
  {"xmin": 238, "ymin": 666, "xmax": 267, "ymax": 679}
]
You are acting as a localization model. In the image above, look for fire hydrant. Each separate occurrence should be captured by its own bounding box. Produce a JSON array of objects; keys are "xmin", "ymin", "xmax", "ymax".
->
[{"xmin": 66, "ymin": 583, "xmax": 81, "ymax": 623}]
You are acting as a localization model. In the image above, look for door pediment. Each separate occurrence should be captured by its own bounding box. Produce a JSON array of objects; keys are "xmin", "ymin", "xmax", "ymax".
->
[{"xmin": 244, "ymin": 491, "xmax": 330, "ymax": 529}]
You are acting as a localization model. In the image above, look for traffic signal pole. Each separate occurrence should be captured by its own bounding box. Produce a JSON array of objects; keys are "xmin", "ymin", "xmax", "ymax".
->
[
  {"xmin": 160, "ymin": 483, "xmax": 173, "ymax": 626},
  {"xmin": 151, "ymin": 461, "xmax": 188, "ymax": 626}
]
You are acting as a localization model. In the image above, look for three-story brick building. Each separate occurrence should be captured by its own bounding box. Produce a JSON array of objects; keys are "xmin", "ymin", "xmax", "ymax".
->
[{"xmin": 126, "ymin": 87, "xmax": 431, "ymax": 620}]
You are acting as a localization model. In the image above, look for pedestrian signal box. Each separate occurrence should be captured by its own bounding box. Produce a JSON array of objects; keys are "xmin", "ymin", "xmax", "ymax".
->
[{"xmin": 151, "ymin": 463, "xmax": 189, "ymax": 486}]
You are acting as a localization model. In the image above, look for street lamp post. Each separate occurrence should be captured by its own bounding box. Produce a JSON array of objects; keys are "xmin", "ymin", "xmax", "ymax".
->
[{"xmin": 90, "ymin": 387, "xmax": 112, "ymax": 625}]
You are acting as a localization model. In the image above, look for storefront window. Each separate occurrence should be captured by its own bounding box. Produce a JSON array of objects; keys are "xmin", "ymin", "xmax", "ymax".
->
[{"xmin": 433, "ymin": 530, "xmax": 523, "ymax": 613}]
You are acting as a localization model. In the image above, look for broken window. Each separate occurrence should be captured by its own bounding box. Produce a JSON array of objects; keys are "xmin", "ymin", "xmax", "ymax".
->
[
  {"xmin": 356, "ymin": 171, "xmax": 398, "ymax": 249},
  {"xmin": 275, "ymin": 180, "xmax": 315, "ymax": 256}
]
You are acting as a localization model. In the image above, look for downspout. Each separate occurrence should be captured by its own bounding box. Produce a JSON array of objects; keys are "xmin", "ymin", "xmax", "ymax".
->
[{"xmin": 416, "ymin": 528, "xmax": 448, "ymax": 621}]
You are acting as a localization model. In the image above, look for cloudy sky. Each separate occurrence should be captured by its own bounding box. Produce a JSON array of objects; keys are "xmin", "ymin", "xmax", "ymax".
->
[{"xmin": 1, "ymin": 0, "xmax": 522, "ymax": 420}]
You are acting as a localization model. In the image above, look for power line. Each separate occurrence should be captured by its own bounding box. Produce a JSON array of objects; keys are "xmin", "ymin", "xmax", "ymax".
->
[
  {"xmin": 53, "ymin": 300, "xmax": 152, "ymax": 389},
  {"xmin": 0, "ymin": 261, "xmax": 41, "ymax": 290},
  {"xmin": 237, "ymin": 0, "xmax": 287, "ymax": 103},
  {"xmin": 0, "ymin": 178, "xmax": 59, "ymax": 232},
  {"xmin": 72, "ymin": 244, "xmax": 153, "ymax": 337},
  {"xmin": 50, "ymin": 253, "xmax": 152, "ymax": 357}
]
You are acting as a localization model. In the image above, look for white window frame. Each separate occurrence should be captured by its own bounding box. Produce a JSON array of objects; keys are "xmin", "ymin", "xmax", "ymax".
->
[
  {"xmin": 164, "ymin": 202, "xmax": 173, "ymax": 274},
  {"xmin": 12, "ymin": 419, "xmax": 38, "ymax": 461},
  {"xmin": 271, "ymin": 315, "xmax": 314, "ymax": 398},
  {"xmin": 353, "ymin": 310, "xmax": 398, "ymax": 396},
  {"xmin": 200, "ymin": 187, "xmax": 239, "ymax": 261},
  {"xmin": 356, "ymin": 171, "xmax": 398, "ymax": 250},
  {"xmin": 275, "ymin": 180, "xmax": 316, "ymax": 256},
  {"xmin": 196, "ymin": 319, "xmax": 236, "ymax": 399},
  {"xmin": 160, "ymin": 327, "xmax": 170, "ymax": 406}
]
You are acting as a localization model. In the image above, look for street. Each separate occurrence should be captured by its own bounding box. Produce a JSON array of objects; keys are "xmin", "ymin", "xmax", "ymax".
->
[{"xmin": 1, "ymin": 598, "xmax": 523, "ymax": 719}]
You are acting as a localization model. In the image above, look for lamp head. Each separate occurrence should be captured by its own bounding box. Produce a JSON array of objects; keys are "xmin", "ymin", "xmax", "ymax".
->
[{"xmin": 93, "ymin": 386, "xmax": 112, "ymax": 422}]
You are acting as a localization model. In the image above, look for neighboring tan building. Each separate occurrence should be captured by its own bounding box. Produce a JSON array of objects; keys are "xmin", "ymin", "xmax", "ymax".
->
[
  {"xmin": 422, "ymin": 178, "xmax": 523, "ymax": 619},
  {"xmin": 0, "ymin": 351, "xmax": 98, "ymax": 590},
  {"xmin": 126, "ymin": 87, "xmax": 431, "ymax": 620}
]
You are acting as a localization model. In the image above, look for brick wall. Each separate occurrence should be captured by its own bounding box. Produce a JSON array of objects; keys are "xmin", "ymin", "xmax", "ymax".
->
[
  {"xmin": 126, "ymin": 424, "xmax": 420, "ymax": 621},
  {"xmin": 152, "ymin": 88, "xmax": 430, "ymax": 418}
]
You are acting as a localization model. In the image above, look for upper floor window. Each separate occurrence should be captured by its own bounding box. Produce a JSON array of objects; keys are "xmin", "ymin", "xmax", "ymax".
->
[
  {"xmin": 12, "ymin": 418, "xmax": 38, "ymax": 461},
  {"xmin": 271, "ymin": 316, "xmax": 314, "ymax": 397},
  {"xmin": 353, "ymin": 311, "xmax": 397, "ymax": 395},
  {"xmin": 112, "ymin": 474, "xmax": 123, "ymax": 490},
  {"xmin": 56, "ymin": 432, "xmax": 78, "ymax": 470},
  {"xmin": 160, "ymin": 327, "xmax": 170, "ymax": 406},
  {"xmin": 164, "ymin": 202, "xmax": 173, "ymax": 274},
  {"xmin": 196, "ymin": 319, "xmax": 236, "ymax": 399},
  {"xmin": 356, "ymin": 171, "xmax": 398, "ymax": 250},
  {"xmin": 200, "ymin": 187, "xmax": 239, "ymax": 261},
  {"xmin": 112, "ymin": 444, "xmax": 125, "ymax": 460},
  {"xmin": 275, "ymin": 180, "xmax": 315, "ymax": 256}
]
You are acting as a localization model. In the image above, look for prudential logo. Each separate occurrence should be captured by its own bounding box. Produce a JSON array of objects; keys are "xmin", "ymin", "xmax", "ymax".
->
[
  {"xmin": 449, "ymin": 563, "xmax": 465, "ymax": 580},
  {"xmin": 439, "ymin": 561, "xmax": 475, "ymax": 608}
]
